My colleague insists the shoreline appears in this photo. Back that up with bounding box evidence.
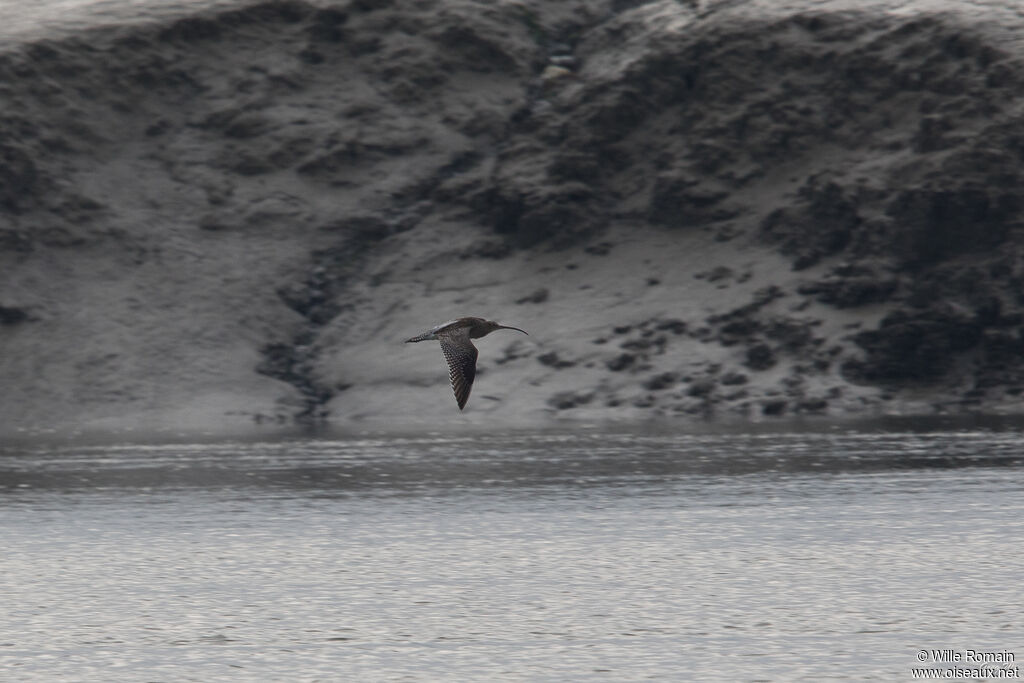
[6,409,1024,448]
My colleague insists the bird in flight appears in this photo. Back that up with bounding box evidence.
[405,317,529,410]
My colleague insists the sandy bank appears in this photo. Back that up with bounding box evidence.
[3,0,1024,436]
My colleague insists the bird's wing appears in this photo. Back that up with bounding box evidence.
[432,319,463,335]
[438,328,478,410]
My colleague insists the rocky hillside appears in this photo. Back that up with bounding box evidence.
[3,0,1024,435]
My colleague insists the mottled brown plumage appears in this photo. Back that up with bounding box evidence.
[405,317,529,410]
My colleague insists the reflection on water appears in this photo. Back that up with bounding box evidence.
[2,427,1023,681]
[4,426,1024,494]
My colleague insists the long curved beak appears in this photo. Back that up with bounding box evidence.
[499,325,529,335]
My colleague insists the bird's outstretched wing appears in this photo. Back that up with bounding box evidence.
[438,328,478,410]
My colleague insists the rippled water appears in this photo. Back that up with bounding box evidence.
[2,426,1024,681]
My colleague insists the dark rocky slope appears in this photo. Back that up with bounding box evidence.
[3,0,1024,434]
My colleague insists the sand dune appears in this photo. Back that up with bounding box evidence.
[3,0,1024,436]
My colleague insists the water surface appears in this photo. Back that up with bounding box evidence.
[2,427,1023,680]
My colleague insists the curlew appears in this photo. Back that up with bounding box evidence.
[405,317,529,410]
